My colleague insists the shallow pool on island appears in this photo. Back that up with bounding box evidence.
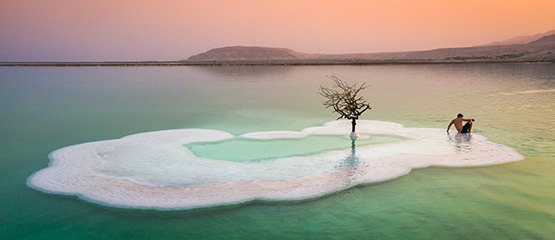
[186,135,403,162]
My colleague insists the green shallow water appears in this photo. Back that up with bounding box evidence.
[1,64,554,239]
[187,135,401,162]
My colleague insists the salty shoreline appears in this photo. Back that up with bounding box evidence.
[27,120,524,210]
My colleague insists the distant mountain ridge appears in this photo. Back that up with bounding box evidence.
[482,29,555,46]
[529,33,555,45]
[187,31,555,63]
[187,46,300,61]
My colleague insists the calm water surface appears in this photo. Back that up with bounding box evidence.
[1,64,554,239]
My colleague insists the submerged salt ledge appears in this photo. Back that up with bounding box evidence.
[27,120,524,210]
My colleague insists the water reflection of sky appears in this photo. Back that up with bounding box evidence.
[192,65,293,82]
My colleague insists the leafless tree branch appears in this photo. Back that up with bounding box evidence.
[318,73,371,120]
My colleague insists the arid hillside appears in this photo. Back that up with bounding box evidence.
[187,33,555,63]
[187,46,301,61]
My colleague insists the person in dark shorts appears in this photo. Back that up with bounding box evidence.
[461,122,472,133]
[447,113,475,133]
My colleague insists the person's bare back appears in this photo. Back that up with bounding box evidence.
[447,113,475,133]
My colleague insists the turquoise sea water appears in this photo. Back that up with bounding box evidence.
[187,135,402,162]
[1,64,554,239]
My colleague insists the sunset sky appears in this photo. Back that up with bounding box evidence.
[1,0,554,61]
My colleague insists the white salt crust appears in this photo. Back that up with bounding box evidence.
[27,120,524,210]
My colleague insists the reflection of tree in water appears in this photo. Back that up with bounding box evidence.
[448,133,473,153]
[336,142,362,168]
[333,141,364,186]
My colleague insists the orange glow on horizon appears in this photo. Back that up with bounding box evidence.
[1,0,554,61]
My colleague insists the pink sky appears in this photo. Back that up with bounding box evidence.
[1,0,554,61]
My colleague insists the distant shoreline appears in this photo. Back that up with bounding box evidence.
[4,32,552,67]
[1,59,553,67]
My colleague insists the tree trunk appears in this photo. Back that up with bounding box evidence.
[351,118,356,132]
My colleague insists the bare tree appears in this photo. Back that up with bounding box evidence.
[319,73,371,140]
